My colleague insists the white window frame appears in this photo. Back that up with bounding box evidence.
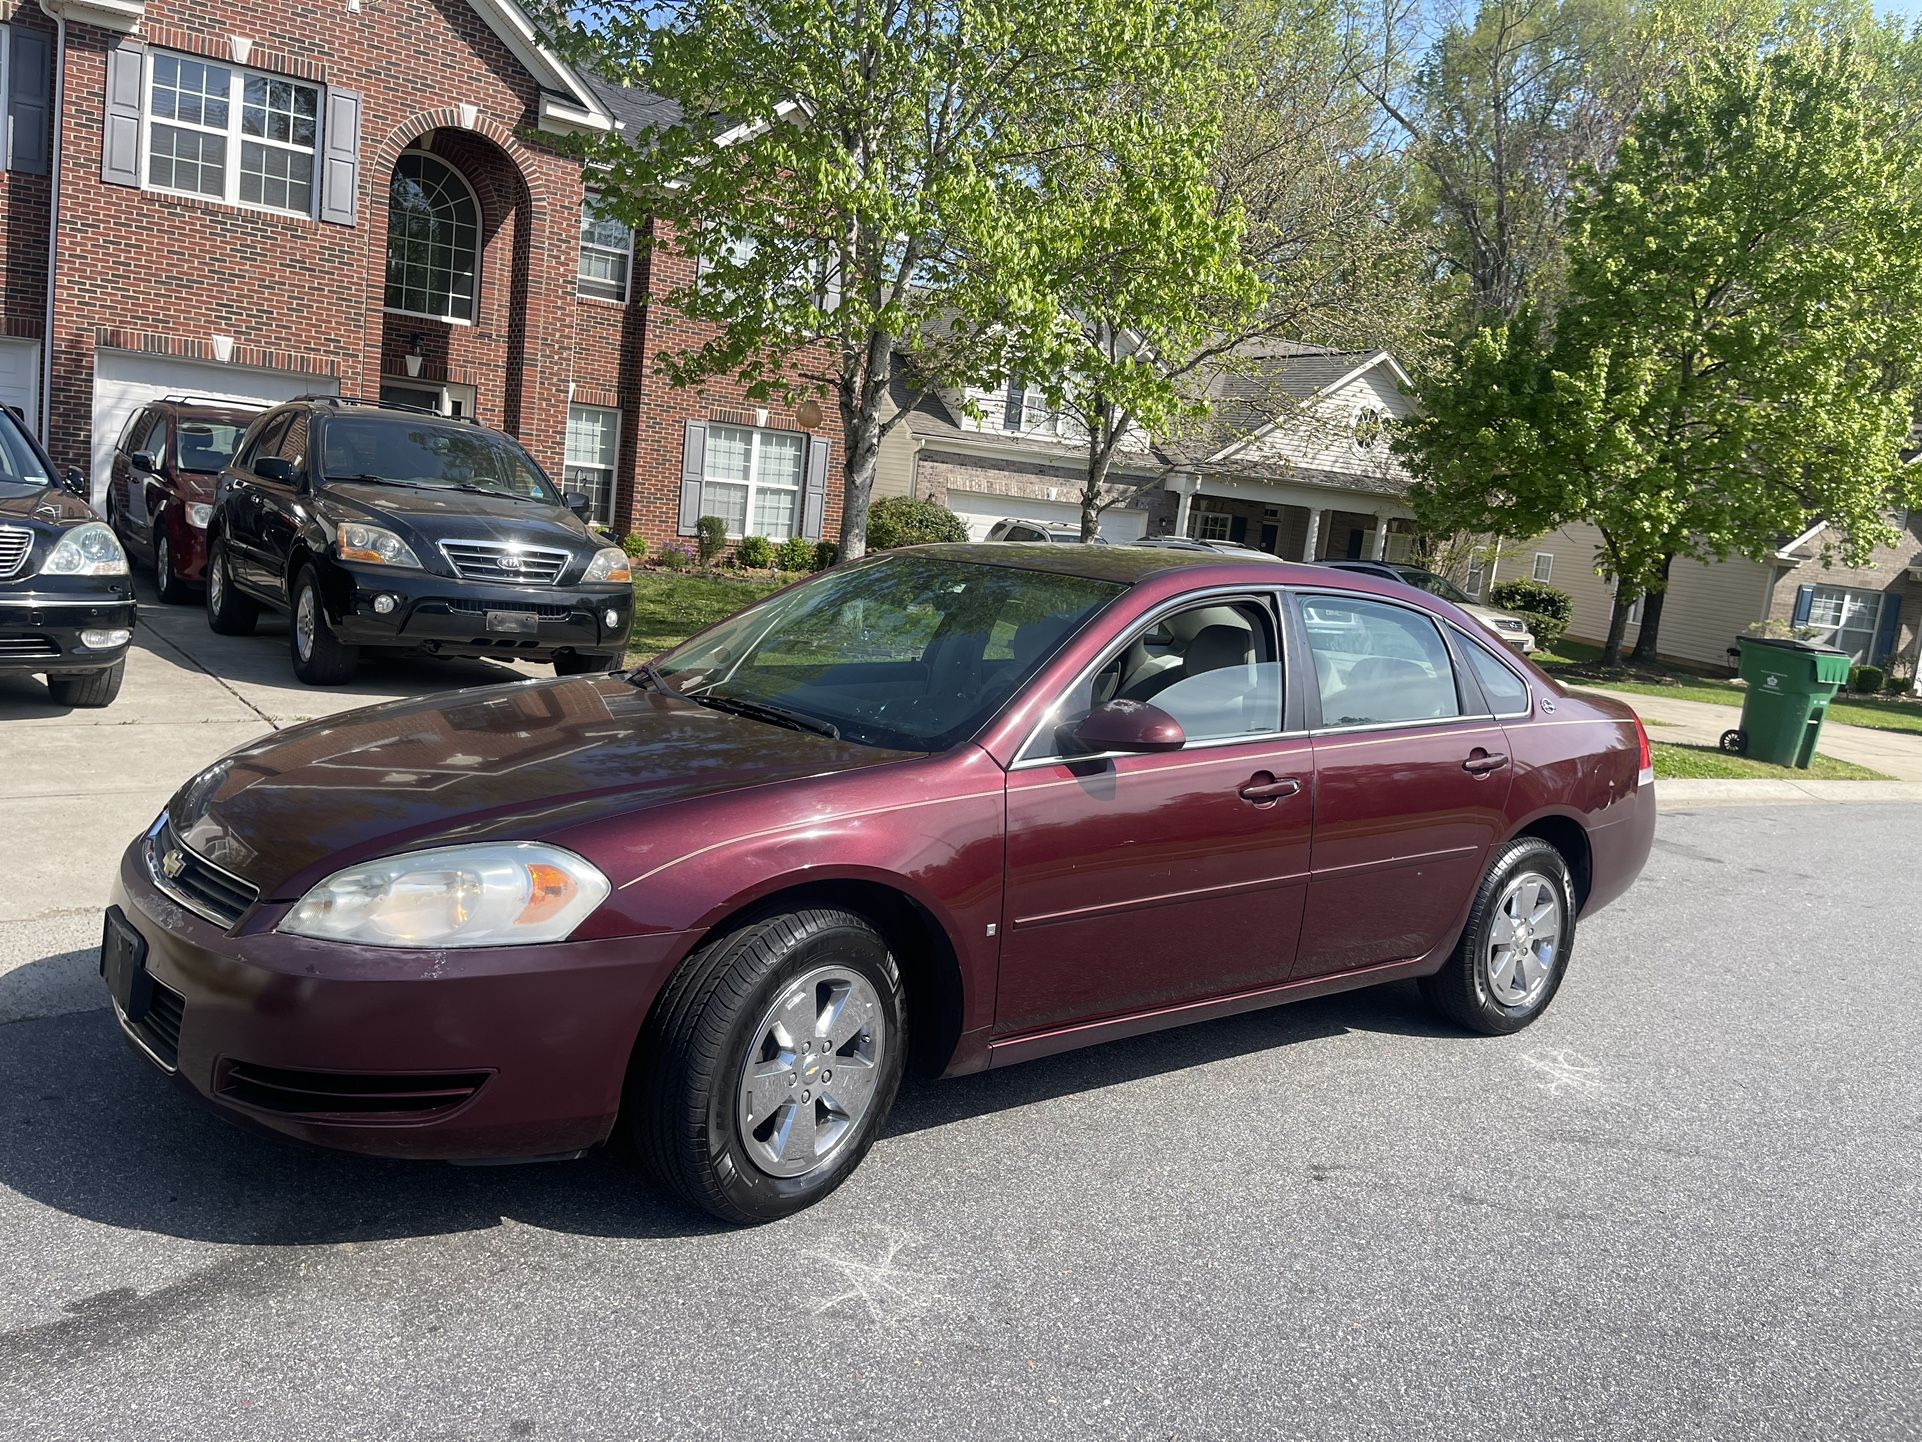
[383,152,481,325]
[577,191,633,303]
[1531,552,1554,583]
[378,379,476,419]
[704,423,805,540]
[1806,584,1885,662]
[140,50,322,219]
[0,31,12,161]
[1352,405,1385,452]
[1193,511,1231,542]
[1464,561,1485,599]
[564,403,621,528]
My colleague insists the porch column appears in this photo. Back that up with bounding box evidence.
[1300,507,1324,562]
[1173,488,1193,537]
[1370,515,1389,561]
[1168,471,1198,537]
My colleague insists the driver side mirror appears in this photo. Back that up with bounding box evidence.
[61,467,87,498]
[254,457,297,484]
[131,451,158,475]
[563,491,593,519]
[1062,699,1186,756]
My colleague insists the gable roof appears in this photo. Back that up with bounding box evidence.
[1176,348,1411,469]
[580,71,685,133]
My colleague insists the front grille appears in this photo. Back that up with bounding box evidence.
[149,819,260,929]
[439,597,574,620]
[0,527,31,580]
[129,978,185,1069]
[439,539,571,585]
[219,1061,491,1119]
[0,636,57,657]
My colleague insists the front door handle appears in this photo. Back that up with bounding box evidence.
[1462,750,1510,777]
[1238,772,1302,805]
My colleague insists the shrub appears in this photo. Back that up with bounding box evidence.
[620,532,648,561]
[1488,577,1573,626]
[656,541,696,570]
[812,540,839,571]
[776,536,815,572]
[866,495,967,550]
[1849,664,1885,694]
[736,534,775,569]
[695,515,728,565]
[1886,669,1913,697]
[1512,608,1567,651]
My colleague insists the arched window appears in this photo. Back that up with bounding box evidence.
[384,152,479,322]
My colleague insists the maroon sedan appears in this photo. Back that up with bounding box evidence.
[103,545,1654,1221]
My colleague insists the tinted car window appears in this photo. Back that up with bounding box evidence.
[132,411,167,460]
[1461,635,1531,716]
[0,406,52,488]
[240,414,291,469]
[1302,594,1461,727]
[318,418,560,503]
[175,421,247,474]
[655,554,1123,752]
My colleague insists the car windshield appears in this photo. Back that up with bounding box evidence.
[174,421,247,474]
[318,417,561,503]
[652,554,1125,751]
[1394,567,1472,605]
[0,406,53,495]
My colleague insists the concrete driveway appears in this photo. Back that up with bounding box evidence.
[0,576,541,1023]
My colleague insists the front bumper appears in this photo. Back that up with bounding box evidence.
[321,563,632,662]
[0,592,136,673]
[106,832,691,1161]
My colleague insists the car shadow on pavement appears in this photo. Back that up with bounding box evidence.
[0,971,1459,1248]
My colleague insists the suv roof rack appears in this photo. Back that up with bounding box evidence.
[157,394,265,409]
[287,394,482,423]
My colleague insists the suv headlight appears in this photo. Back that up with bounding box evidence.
[336,522,421,568]
[185,503,213,529]
[582,546,633,584]
[279,842,610,948]
[44,521,129,576]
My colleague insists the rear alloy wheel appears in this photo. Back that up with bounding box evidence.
[46,659,125,709]
[289,567,360,685]
[1420,837,1575,1035]
[153,522,189,605]
[205,543,258,635]
[631,909,906,1223]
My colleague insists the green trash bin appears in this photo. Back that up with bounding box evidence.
[1721,636,1852,768]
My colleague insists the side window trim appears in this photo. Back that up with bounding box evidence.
[1285,586,1495,735]
[1012,586,1295,767]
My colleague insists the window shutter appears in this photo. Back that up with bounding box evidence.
[319,89,361,226]
[1874,596,1902,666]
[101,41,146,188]
[7,28,53,175]
[1002,380,1023,432]
[678,421,707,535]
[800,434,830,540]
[1791,585,1814,627]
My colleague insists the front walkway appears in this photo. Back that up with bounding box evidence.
[1572,685,1922,782]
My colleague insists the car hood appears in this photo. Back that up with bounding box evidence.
[0,481,95,526]
[168,676,919,898]
[1464,602,1530,634]
[321,481,596,553]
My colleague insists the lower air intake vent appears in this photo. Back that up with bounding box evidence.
[129,979,185,1069]
[218,1062,491,1119]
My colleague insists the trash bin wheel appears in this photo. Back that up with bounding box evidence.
[1719,729,1747,755]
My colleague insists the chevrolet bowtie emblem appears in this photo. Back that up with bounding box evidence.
[161,848,186,880]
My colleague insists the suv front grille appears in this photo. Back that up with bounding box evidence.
[439,540,571,586]
[0,636,58,657]
[148,818,260,929]
[0,527,31,580]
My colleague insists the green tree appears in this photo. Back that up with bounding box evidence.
[558,0,1232,561]
[1401,42,1922,665]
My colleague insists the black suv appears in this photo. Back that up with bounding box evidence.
[204,398,634,685]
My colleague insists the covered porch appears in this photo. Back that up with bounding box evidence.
[1166,473,1415,563]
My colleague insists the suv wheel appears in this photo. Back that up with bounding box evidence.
[290,567,359,685]
[46,659,125,709]
[153,521,189,605]
[205,542,258,635]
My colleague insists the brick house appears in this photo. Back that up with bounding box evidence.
[1,0,838,551]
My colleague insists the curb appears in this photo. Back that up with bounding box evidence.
[1656,778,1922,809]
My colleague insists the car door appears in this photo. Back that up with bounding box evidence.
[222,412,289,592]
[996,592,1315,1037]
[115,409,164,550]
[1290,589,1514,980]
[132,411,174,550]
[250,411,313,601]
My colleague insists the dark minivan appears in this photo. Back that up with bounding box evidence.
[107,396,260,604]
[205,398,635,684]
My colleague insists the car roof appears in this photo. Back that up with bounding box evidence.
[904,541,1371,587]
[154,400,261,423]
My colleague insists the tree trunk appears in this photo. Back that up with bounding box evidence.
[1081,444,1118,543]
[1601,595,1635,667]
[834,332,896,562]
[1629,553,1674,664]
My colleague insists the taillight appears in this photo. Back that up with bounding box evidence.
[1633,713,1653,788]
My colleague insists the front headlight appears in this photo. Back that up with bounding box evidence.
[336,521,421,568]
[186,503,213,529]
[279,842,610,948]
[44,521,129,576]
[582,546,633,584]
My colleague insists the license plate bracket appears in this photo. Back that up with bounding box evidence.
[487,610,538,635]
[100,906,152,1023]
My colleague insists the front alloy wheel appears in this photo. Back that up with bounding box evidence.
[736,966,887,1178]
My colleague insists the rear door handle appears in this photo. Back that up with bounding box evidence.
[1238,773,1302,805]
[1462,751,1510,776]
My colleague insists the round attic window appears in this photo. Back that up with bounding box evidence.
[1353,407,1385,451]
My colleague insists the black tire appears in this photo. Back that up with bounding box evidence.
[1420,836,1576,1036]
[153,520,191,605]
[1719,729,1747,755]
[631,908,907,1224]
[47,659,125,709]
[205,541,258,635]
[289,566,359,685]
[553,651,618,676]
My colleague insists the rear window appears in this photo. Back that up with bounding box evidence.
[175,421,248,474]
[1301,594,1463,727]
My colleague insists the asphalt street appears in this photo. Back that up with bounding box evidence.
[0,800,1917,1441]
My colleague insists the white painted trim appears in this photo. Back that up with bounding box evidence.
[1199,349,1412,467]
[38,0,141,32]
[458,0,613,137]
[1776,519,1828,559]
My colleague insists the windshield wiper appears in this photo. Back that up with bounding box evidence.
[630,661,679,696]
[323,474,538,502]
[687,691,840,740]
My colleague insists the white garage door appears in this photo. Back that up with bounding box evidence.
[946,488,1149,543]
[0,340,39,434]
[91,351,338,506]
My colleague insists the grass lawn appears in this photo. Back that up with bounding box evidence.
[626,569,791,659]
[1649,741,1890,781]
